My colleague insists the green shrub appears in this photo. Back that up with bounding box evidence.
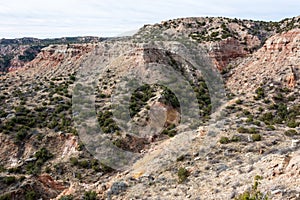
[7,167,21,174]
[219,136,230,144]
[83,191,97,200]
[59,195,73,200]
[0,165,5,173]
[226,105,235,110]
[99,93,106,98]
[25,163,38,174]
[284,129,298,137]
[176,155,185,162]
[287,95,296,101]
[161,125,178,137]
[259,112,274,124]
[3,176,16,184]
[287,120,299,128]
[231,135,241,142]
[45,166,51,173]
[91,159,100,172]
[237,127,248,133]
[25,190,36,200]
[266,125,275,130]
[0,194,11,200]
[129,84,155,118]
[25,148,53,174]
[263,99,270,104]
[235,175,268,200]
[79,160,89,169]
[273,93,284,101]
[219,135,241,144]
[0,110,7,118]
[253,121,261,126]
[177,167,189,183]
[243,110,251,116]
[254,87,265,100]
[167,129,177,137]
[246,116,254,123]
[16,129,27,141]
[100,163,114,173]
[70,157,78,166]
[76,142,84,151]
[69,75,76,81]
[35,148,53,162]
[249,127,258,134]
[160,87,180,109]
[252,134,261,142]
[98,111,120,134]
[210,31,219,38]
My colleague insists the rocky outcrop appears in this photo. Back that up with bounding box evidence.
[0,134,20,168]
[0,37,103,73]
[27,44,94,68]
[287,66,297,88]
[38,174,66,191]
[0,16,299,200]
[0,45,43,73]
[226,29,300,94]
[208,38,248,70]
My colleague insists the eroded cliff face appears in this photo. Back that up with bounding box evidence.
[207,38,249,70]
[0,17,299,200]
[204,21,264,70]
[24,44,95,77]
[226,29,300,94]
[0,45,43,73]
[0,37,102,74]
[136,16,284,71]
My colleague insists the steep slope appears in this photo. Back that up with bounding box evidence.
[112,30,300,200]
[0,37,102,73]
[0,16,299,199]
[0,44,43,73]
[226,28,300,94]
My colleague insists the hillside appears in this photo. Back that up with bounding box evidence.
[0,16,299,200]
[0,37,103,74]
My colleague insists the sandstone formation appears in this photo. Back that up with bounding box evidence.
[0,16,299,200]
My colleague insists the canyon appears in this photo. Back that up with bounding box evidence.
[0,16,299,199]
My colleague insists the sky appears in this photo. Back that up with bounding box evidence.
[0,0,299,39]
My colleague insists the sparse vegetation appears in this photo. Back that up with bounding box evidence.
[177,167,189,183]
[236,99,243,105]
[2,176,17,185]
[161,124,177,137]
[237,126,249,133]
[254,87,265,100]
[25,190,36,200]
[0,16,299,200]
[59,195,73,200]
[0,194,11,200]
[219,136,230,144]
[284,129,298,137]
[25,148,53,174]
[219,135,241,144]
[235,175,268,200]
[97,111,119,134]
[176,155,185,162]
[83,191,97,200]
[252,134,262,141]
[266,125,275,130]
[129,84,156,118]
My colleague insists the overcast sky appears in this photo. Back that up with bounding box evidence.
[0,0,299,39]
